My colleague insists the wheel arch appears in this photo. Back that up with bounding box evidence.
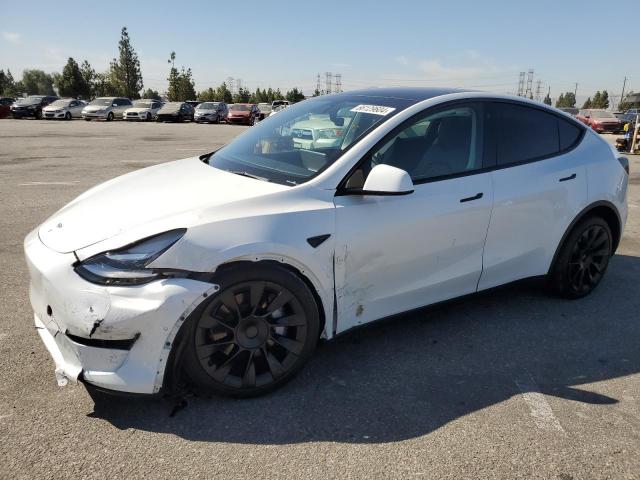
[548,200,622,274]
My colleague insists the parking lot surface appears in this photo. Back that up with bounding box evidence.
[1,120,639,479]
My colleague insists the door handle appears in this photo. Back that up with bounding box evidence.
[460,192,483,203]
[559,173,576,182]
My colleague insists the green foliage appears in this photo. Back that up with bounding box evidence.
[555,92,576,108]
[0,69,21,96]
[217,83,233,103]
[590,90,609,109]
[197,87,216,102]
[21,69,56,95]
[618,91,637,111]
[92,72,119,97]
[109,27,143,99]
[285,87,305,103]
[166,52,195,101]
[582,97,592,109]
[543,92,552,105]
[56,57,92,99]
[141,88,161,100]
[313,88,321,97]
[233,87,251,103]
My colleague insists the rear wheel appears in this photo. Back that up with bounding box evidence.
[35,109,42,119]
[550,216,612,298]
[182,264,320,397]
[145,112,151,121]
[106,112,114,122]
[65,112,72,120]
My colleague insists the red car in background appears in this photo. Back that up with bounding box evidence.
[227,103,260,125]
[576,109,624,134]
[0,97,14,118]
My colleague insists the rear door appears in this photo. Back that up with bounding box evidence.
[478,101,587,290]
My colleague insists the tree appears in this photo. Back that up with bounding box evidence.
[313,88,321,97]
[591,90,609,109]
[216,82,233,103]
[109,27,143,99]
[21,69,56,95]
[0,69,19,96]
[233,87,251,103]
[141,88,161,100]
[543,92,552,106]
[618,91,637,111]
[555,91,576,108]
[56,57,91,99]
[92,72,118,97]
[197,88,216,102]
[285,87,305,103]
[582,97,592,109]
[177,68,196,100]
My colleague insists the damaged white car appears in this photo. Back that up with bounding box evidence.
[25,88,628,397]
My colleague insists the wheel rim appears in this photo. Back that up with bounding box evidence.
[195,281,308,389]
[567,225,610,294]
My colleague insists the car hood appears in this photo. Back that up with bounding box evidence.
[38,157,287,253]
[593,118,620,123]
[43,105,66,111]
[196,108,216,113]
[229,110,250,116]
[84,105,111,112]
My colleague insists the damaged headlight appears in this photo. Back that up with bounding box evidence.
[74,229,186,286]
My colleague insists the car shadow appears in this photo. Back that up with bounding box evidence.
[87,254,640,444]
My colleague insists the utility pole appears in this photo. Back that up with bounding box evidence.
[574,82,578,99]
[325,72,332,95]
[517,72,525,97]
[334,73,342,93]
[525,69,534,99]
[620,76,627,109]
[535,80,542,101]
[316,73,321,95]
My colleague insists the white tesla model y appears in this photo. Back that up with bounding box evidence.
[25,88,628,397]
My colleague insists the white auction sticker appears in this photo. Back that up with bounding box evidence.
[350,104,396,116]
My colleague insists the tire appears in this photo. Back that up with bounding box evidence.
[549,216,612,299]
[35,109,42,120]
[145,112,151,122]
[181,263,321,397]
[177,114,183,123]
[106,112,114,122]
[65,112,72,120]
[85,118,91,121]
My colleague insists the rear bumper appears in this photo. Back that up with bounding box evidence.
[24,229,217,394]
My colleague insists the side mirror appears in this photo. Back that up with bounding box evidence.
[346,164,414,196]
[112,103,118,107]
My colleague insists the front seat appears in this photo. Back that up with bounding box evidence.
[413,116,472,179]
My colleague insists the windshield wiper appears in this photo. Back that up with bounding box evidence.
[227,170,270,182]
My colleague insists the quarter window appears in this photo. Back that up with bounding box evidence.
[493,103,559,165]
[558,118,582,150]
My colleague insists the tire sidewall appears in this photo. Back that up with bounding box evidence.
[181,263,321,397]
[551,216,612,298]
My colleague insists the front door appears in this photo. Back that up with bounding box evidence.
[333,102,493,332]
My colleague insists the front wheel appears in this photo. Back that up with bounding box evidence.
[145,112,151,122]
[65,112,72,120]
[182,263,320,397]
[549,216,612,298]
[106,112,114,122]
[35,109,42,120]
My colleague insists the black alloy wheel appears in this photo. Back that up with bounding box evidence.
[65,112,72,120]
[551,216,612,298]
[35,109,42,119]
[107,112,114,121]
[182,264,320,397]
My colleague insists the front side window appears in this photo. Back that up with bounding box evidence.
[207,94,413,185]
[345,103,484,187]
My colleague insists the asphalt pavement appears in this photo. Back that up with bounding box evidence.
[1,119,639,479]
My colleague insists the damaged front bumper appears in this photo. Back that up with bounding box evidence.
[25,229,217,394]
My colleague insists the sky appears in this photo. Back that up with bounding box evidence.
[0,0,637,107]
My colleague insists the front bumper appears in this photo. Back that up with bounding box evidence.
[82,111,109,119]
[195,113,216,122]
[43,111,67,119]
[24,229,217,394]
[227,116,250,124]
[124,112,150,120]
[11,109,35,118]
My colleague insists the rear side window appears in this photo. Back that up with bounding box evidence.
[558,118,582,150]
[493,103,559,165]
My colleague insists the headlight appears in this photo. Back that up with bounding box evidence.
[74,229,186,286]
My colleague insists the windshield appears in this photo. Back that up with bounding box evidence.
[16,96,44,105]
[198,102,218,109]
[591,110,615,119]
[159,102,182,112]
[230,104,250,111]
[49,99,71,107]
[207,94,412,186]
[89,98,114,106]
[133,100,153,108]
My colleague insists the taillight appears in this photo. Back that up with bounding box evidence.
[617,156,629,175]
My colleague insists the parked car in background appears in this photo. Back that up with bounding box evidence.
[576,109,624,133]
[272,99,290,109]
[194,102,228,124]
[558,107,578,116]
[0,97,14,118]
[257,102,272,120]
[24,88,628,397]
[290,117,347,150]
[42,98,86,120]
[10,95,58,119]
[124,99,163,121]
[185,100,200,109]
[227,103,259,125]
[82,97,133,121]
[156,102,195,122]
[269,104,289,117]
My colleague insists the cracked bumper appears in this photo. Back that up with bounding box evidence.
[24,229,216,394]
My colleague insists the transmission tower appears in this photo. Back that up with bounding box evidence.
[316,73,321,94]
[535,80,542,101]
[325,72,332,94]
[334,73,342,93]
[524,69,534,99]
[517,72,526,97]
